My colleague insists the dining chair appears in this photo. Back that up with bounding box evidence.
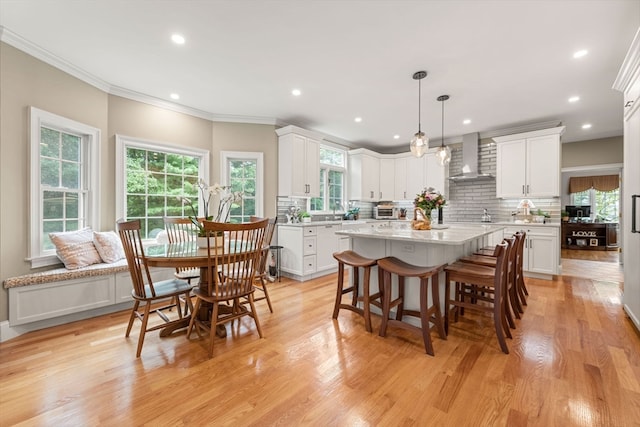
[444,240,511,354]
[117,220,194,357]
[250,216,278,312]
[187,218,268,357]
[163,217,201,314]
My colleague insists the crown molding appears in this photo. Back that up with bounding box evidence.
[613,26,640,93]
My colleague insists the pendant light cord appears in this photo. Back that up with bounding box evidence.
[418,78,422,133]
[441,97,444,148]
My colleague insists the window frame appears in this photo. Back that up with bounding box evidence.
[115,135,210,239]
[29,107,101,268]
[572,188,620,222]
[220,151,264,219]
[309,145,347,214]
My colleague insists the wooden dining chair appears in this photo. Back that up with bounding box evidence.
[163,216,201,284]
[117,220,194,357]
[250,216,278,312]
[187,218,268,357]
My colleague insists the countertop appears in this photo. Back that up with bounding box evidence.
[335,222,504,246]
[279,219,560,228]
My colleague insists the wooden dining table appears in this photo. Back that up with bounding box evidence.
[144,241,228,337]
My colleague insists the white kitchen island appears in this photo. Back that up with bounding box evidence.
[335,222,504,327]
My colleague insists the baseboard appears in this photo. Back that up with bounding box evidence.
[624,304,640,333]
[0,301,133,343]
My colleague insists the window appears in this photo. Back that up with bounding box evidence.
[572,188,620,222]
[220,152,263,222]
[116,135,209,239]
[310,146,346,213]
[29,107,101,267]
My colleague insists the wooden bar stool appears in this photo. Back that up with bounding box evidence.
[332,250,380,332]
[444,241,511,354]
[377,257,446,356]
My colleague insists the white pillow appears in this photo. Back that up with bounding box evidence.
[49,227,102,270]
[93,231,126,263]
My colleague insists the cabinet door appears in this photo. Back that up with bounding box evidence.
[526,134,559,197]
[379,158,395,200]
[425,152,446,195]
[316,225,339,271]
[406,156,426,199]
[305,138,320,197]
[394,157,409,199]
[363,155,380,201]
[289,134,309,197]
[496,139,526,198]
[527,234,557,274]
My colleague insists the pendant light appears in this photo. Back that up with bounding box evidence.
[435,94,452,166]
[409,71,428,158]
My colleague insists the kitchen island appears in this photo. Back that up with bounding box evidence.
[335,222,504,327]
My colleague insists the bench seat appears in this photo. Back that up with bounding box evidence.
[3,260,129,289]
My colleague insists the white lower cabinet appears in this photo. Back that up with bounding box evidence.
[279,224,342,281]
[503,225,559,277]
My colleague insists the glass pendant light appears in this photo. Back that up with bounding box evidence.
[409,71,428,158]
[435,94,451,166]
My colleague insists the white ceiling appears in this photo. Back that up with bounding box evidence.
[1,0,638,151]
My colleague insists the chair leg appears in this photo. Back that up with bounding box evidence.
[396,276,405,321]
[332,263,345,319]
[136,302,151,358]
[419,278,435,356]
[351,267,360,307]
[187,298,202,339]
[430,273,446,340]
[248,293,263,338]
[378,269,392,337]
[444,274,451,335]
[260,277,274,313]
[208,302,220,358]
[494,303,510,354]
[362,266,373,333]
[126,300,139,337]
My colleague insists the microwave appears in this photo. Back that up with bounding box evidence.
[375,205,398,220]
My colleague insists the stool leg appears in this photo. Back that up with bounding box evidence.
[444,273,451,335]
[430,272,446,340]
[419,278,435,356]
[351,266,360,308]
[378,269,391,337]
[362,266,373,333]
[332,262,345,319]
[396,276,405,321]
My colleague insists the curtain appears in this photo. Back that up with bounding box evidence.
[569,175,619,193]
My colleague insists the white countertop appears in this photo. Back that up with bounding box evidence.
[335,222,504,246]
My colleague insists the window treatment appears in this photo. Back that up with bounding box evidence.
[569,175,619,193]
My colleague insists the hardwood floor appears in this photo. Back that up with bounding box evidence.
[1,269,639,426]
[561,249,624,284]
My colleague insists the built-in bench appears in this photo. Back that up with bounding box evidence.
[3,260,173,330]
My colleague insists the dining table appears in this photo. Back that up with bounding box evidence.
[144,241,229,337]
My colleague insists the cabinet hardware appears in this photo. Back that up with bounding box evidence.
[633,195,639,233]
[522,185,525,195]
[625,100,634,107]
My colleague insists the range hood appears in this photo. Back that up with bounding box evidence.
[448,132,495,181]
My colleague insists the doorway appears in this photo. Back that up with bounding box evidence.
[561,249,623,283]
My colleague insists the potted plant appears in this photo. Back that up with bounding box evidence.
[561,210,569,222]
[300,211,311,223]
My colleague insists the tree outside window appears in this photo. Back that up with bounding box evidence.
[310,147,346,212]
[572,188,619,222]
[228,159,257,223]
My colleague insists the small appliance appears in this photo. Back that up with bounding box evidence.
[375,204,398,220]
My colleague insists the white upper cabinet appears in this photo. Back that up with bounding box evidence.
[379,157,395,200]
[277,126,320,197]
[424,151,446,195]
[394,151,446,201]
[493,126,565,198]
[349,149,380,201]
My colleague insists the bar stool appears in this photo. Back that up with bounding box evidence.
[377,257,446,356]
[332,250,380,332]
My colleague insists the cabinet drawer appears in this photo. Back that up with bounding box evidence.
[303,255,316,274]
[504,226,558,237]
[304,226,317,236]
[303,236,316,255]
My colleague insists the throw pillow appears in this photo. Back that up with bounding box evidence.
[49,227,102,270]
[93,230,126,263]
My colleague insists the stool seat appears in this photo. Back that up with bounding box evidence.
[458,254,497,268]
[377,257,446,356]
[332,250,380,332]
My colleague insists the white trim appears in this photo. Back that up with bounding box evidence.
[613,27,640,93]
[562,163,623,173]
[28,107,101,268]
[492,126,566,143]
[220,151,264,218]
[115,134,210,222]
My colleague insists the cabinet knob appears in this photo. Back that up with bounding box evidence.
[625,100,634,108]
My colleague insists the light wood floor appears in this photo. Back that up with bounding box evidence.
[1,269,639,426]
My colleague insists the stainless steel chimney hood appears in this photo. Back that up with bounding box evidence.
[448,132,495,181]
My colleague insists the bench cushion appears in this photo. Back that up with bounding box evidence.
[3,259,129,289]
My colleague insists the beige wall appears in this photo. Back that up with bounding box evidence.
[0,43,278,323]
[562,136,623,168]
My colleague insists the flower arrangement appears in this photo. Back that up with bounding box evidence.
[414,187,446,217]
[177,178,243,236]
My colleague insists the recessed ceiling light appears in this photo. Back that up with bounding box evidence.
[354,117,362,123]
[291,89,301,96]
[582,123,592,129]
[393,135,400,140]
[171,34,185,45]
[463,119,471,125]
[568,96,580,103]
[170,93,180,100]
[573,49,588,59]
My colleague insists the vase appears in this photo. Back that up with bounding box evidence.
[196,235,223,249]
[411,207,432,230]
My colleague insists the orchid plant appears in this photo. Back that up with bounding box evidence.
[177,178,244,236]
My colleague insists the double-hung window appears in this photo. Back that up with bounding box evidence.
[220,151,263,222]
[116,135,209,239]
[572,188,620,222]
[310,146,346,213]
[29,107,101,268]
